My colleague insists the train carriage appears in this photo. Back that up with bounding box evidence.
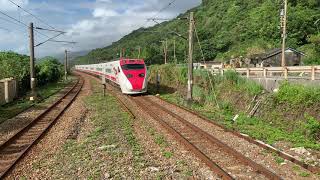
[75,58,147,94]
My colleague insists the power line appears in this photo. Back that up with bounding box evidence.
[8,0,56,30]
[0,26,10,32]
[0,9,28,27]
[0,9,50,39]
[0,15,23,27]
[143,0,177,27]
[193,19,220,108]
[151,0,177,20]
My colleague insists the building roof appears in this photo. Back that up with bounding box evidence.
[264,47,305,60]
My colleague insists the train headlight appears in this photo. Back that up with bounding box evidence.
[126,74,133,78]
[139,73,145,77]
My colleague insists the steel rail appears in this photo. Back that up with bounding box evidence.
[133,97,234,179]
[82,71,232,179]
[0,77,84,178]
[155,96,320,174]
[81,71,281,179]
[141,96,281,179]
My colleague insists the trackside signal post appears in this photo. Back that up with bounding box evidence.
[65,50,68,81]
[29,22,36,101]
[187,12,194,101]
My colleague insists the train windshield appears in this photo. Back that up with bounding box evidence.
[121,64,145,70]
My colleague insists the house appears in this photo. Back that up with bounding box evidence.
[249,48,305,67]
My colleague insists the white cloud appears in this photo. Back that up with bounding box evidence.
[93,8,118,18]
[0,0,201,57]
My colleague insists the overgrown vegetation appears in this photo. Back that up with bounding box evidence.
[274,82,320,106]
[149,64,320,150]
[74,0,320,65]
[0,78,74,124]
[0,51,64,96]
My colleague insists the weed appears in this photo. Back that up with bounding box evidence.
[292,165,300,171]
[299,172,310,177]
[275,82,320,106]
[184,170,193,176]
[273,155,284,164]
[155,135,168,147]
[304,114,320,140]
[162,151,173,158]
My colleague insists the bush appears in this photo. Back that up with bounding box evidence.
[36,57,64,86]
[223,70,263,96]
[275,82,320,106]
[0,51,30,95]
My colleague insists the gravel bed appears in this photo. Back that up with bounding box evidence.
[117,93,221,179]
[139,97,267,179]
[5,74,91,179]
[147,95,319,179]
[0,85,72,145]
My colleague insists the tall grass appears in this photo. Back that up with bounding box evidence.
[274,82,320,106]
[219,70,263,96]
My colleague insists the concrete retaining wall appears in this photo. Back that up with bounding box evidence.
[249,77,320,92]
[0,78,17,105]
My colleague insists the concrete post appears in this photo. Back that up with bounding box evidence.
[263,68,267,78]
[4,80,9,103]
[284,67,288,79]
[246,68,250,78]
[311,66,315,81]
[101,70,106,97]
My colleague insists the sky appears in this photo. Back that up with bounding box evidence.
[0,0,201,57]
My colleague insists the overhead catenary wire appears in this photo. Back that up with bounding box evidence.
[143,0,177,27]
[8,0,56,30]
[193,20,220,109]
[0,9,50,39]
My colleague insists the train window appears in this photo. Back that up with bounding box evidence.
[121,64,145,70]
[96,68,103,71]
[105,69,111,73]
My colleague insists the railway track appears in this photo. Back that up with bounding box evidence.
[87,73,281,179]
[131,96,281,179]
[0,77,84,178]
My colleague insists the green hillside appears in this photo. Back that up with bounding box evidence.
[74,0,320,65]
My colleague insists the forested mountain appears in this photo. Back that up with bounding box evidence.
[74,0,320,65]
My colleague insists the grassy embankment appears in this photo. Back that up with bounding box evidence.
[0,77,75,124]
[148,64,320,150]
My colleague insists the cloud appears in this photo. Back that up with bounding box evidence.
[93,8,118,18]
[62,0,201,55]
[0,0,201,57]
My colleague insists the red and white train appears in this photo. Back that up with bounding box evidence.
[75,59,147,94]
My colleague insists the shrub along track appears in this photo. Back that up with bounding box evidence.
[0,76,83,178]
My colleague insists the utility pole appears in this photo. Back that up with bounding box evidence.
[173,38,177,64]
[29,22,36,101]
[64,50,68,81]
[138,47,141,59]
[187,12,194,101]
[161,39,168,64]
[281,0,287,67]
